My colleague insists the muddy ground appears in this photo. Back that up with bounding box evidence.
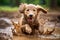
[0,9,60,40]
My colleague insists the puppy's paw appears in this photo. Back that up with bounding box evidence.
[21,24,32,35]
[43,28,55,35]
[43,22,55,35]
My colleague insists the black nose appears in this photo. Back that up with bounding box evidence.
[29,15,33,17]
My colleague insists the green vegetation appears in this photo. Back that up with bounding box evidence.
[0,0,60,11]
[0,0,49,6]
[57,0,60,6]
[0,5,47,12]
[0,6,18,12]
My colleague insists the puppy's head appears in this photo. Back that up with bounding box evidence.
[19,3,47,22]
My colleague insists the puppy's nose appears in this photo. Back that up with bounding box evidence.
[29,15,33,17]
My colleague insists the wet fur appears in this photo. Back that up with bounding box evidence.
[12,3,55,35]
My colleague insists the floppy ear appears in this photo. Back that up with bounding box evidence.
[19,3,27,13]
[36,5,47,14]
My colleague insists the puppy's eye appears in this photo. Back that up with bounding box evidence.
[33,9,35,11]
[27,9,29,11]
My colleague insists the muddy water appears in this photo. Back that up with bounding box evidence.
[13,27,60,40]
[12,27,60,40]
[13,36,39,40]
[13,34,60,40]
[0,10,60,40]
[12,20,60,40]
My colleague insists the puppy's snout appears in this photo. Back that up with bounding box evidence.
[29,15,33,17]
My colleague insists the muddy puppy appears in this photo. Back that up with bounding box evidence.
[18,3,47,35]
[0,18,14,40]
[12,3,54,35]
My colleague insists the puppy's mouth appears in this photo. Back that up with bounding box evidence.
[27,17,34,22]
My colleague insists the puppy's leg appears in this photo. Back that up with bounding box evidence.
[38,26,44,35]
[43,27,55,35]
[43,22,55,35]
[21,24,32,35]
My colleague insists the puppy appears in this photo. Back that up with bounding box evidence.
[12,3,54,35]
[0,18,14,40]
[18,3,47,35]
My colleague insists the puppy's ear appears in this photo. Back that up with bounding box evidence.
[19,3,27,13]
[36,5,47,14]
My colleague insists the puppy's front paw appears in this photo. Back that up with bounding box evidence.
[21,24,32,35]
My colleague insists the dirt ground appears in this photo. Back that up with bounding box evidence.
[0,9,60,40]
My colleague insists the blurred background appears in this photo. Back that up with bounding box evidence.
[0,0,60,18]
[0,0,60,10]
[0,0,60,7]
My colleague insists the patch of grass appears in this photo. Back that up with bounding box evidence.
[0,6,18,12]
[0,5,48,12]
